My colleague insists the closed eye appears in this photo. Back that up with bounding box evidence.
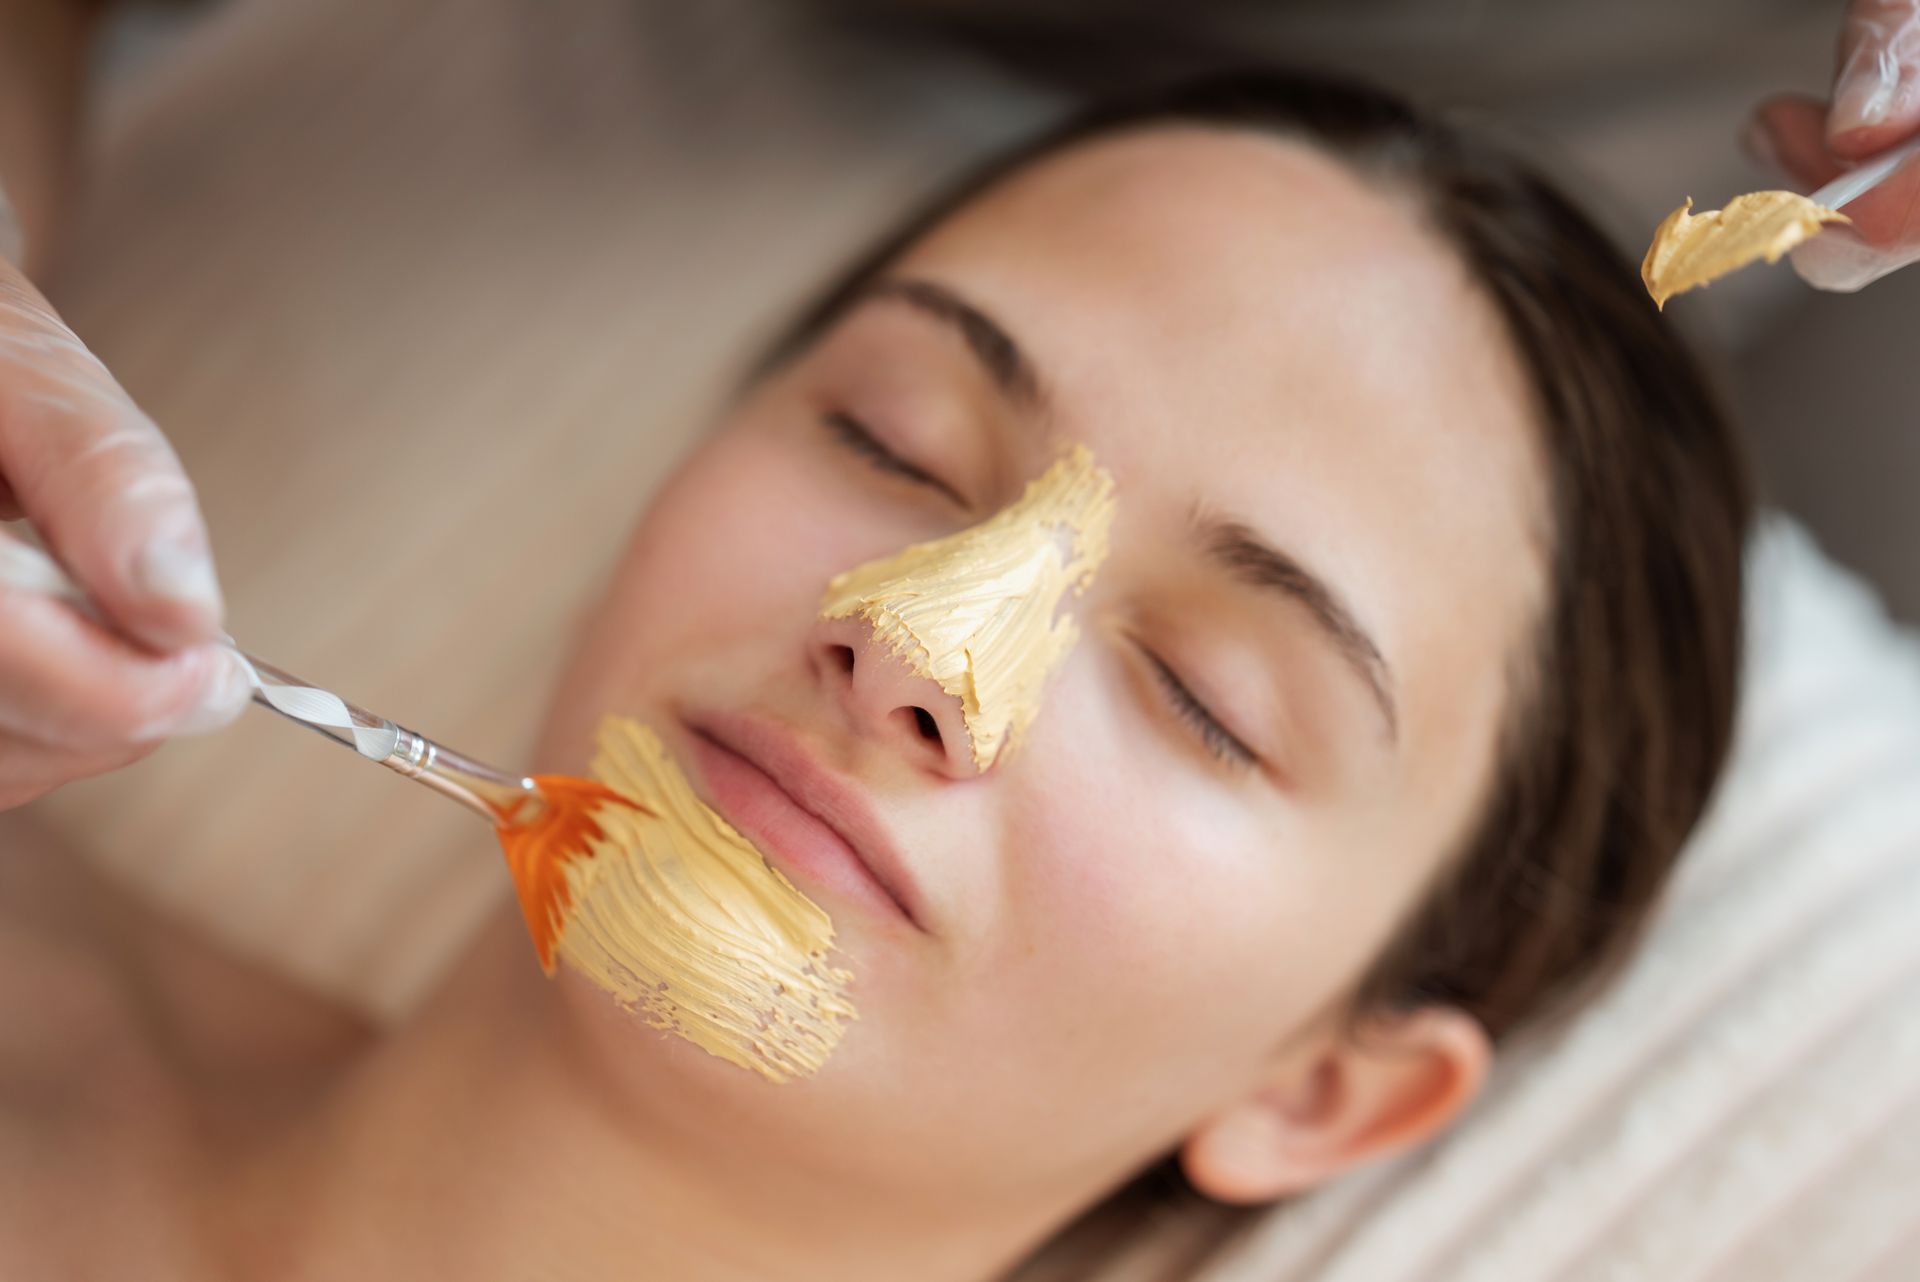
[822,411,967,508]
[1144,649,1259,769]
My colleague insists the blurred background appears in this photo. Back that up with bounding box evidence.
[18,0,1917,1016]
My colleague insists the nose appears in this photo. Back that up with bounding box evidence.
[808,613,977,778]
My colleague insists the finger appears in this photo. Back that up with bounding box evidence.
[1830,0,1920,154]
[1791,221,1920,290]
[0,567,253,752]
[0,262,225,652]
[1747,94,1849,190]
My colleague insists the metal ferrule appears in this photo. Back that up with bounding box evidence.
[382,729,546,824]
[236,650,545,826]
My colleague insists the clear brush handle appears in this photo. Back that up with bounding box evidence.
[1810,134,1920,210]
[0,531,543,825]
[234,650,544,824]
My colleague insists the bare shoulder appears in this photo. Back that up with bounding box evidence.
[0,812,197,1273]
[0,809,378,1275]
[0,808,376,1099]
[0,812,155,1085]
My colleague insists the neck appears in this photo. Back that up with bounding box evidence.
[206,913,1061,1282]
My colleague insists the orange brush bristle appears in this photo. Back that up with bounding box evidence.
[494,775,645,973]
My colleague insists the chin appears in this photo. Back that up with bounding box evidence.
[551,963,880,1117]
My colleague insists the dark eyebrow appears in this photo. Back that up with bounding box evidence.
[844,278,1396,740]
[859,277,1045,410]
[1195,513,1399,744]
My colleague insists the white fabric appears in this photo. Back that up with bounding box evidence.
[1193,515,1920,1282]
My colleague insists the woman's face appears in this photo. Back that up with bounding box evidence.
[533,127,1547,1220]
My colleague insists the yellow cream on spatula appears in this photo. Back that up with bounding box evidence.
[1642,190,1850,309]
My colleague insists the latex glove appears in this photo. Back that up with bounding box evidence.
[1747,0,1920,291]
[0,256,251,811]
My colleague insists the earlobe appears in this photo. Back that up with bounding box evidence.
[1177,1005,1493,1205]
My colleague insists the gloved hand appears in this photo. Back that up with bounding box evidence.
[1747,0,1920,291]
[0,255,251,811]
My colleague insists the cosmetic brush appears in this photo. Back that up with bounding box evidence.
[0,533,639,972]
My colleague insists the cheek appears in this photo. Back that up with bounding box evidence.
[976,657,1389,1084]
[980,670,1285,1048]
[628,429,833,629]
[608,403,953,642]
[537,421,840,766]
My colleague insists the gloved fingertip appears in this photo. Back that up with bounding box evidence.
[133,534,226,635]
[162,649,254,738]
[1789,230,1890,292]
[1829,47,1902,142]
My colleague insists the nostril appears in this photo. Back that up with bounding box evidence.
[829,645,856,675]
[911,707,940,743]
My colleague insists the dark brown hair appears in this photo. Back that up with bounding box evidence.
[759,65,1752,1271]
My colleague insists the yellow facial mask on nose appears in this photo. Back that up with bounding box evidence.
[818,443,1116,770]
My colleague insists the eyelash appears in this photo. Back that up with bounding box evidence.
[822,410,960,500]
[1145,650,1259,769]
[825,410,1253,770]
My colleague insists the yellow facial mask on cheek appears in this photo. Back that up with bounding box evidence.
[818,443,1117,770]
[552,716,856,1084]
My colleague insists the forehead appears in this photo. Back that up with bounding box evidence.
[899,125,1498,387]
[883,125,1550,812]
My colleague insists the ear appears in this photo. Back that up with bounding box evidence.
[1177,1005,1492,1205]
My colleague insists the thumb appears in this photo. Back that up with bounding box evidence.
[1830,0,1920,154]
[1791,222,1920,291]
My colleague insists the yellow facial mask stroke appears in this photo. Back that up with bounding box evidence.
[819,443,1117,771]
[555,716,856,1083]
[1641,190,1848,309]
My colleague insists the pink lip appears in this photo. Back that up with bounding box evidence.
[679,709,928,934]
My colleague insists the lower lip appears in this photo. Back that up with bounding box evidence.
[682,727,912,928]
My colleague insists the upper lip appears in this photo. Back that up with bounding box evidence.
[685,708,928,933]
